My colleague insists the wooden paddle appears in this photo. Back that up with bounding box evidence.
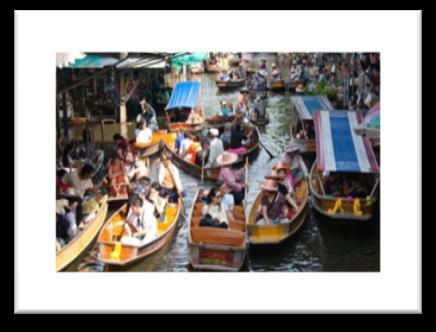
[368,177,380,200]
[201,149,206,183]
[316,173,326,196]
[254,125,275,159]
[164,161,186,213]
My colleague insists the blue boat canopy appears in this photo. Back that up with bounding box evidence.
[165,81,201,110]
[291,95,334,121]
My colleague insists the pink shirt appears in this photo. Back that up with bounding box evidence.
[219,167,245,192]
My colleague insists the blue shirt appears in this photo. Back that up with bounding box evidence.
[175,134,184,149]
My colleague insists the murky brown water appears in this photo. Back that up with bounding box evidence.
[66,53,379,272]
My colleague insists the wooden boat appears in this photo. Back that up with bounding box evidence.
[309,161,378,221]
[133,130,176,158]
[268,79,286,91]
[165,81,205,133]
[247,177,309,245]
[309,110,380,221]
[288,79,306,91]
[205,114,236,129]
[97,199,182,267]
[215,78,246,90]
[188,189,247,271]
[56,195,108,271]
[69,116,88,126]
[163,126,260,182]
[290,95,334,154]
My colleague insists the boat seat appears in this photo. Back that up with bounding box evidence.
[232,208,245,220]
[229,219,246,232]
[190,227,245,247]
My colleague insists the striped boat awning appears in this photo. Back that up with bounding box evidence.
[165,81,201,110]
[314,110,380,173]
[291,95,334,121]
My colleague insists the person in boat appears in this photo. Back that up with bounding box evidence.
[265,169,299,217]
[284,144,309,186]
[174,128,185,154]
[112,133,131,156]
[234,88,250,116]
[220,69,230,81]
[181,134,202,164]
[220,123,232,150]
[205,128,224,169]
[216,180,235,221]
[323,172,343,197]
[217,151,246,206]
[61,142,75,168]
[125,151,150,184]
[217,100,233,117]
[342,174,368,198]
[229,123,247,156]
[135,120,153,145]
[256,179,289,225]
[107,154,129,197]
[56,198,78,248]
[195,138,210,167]
[137,97,158,131]
[250,96,266,122]
[64,163,100,199]
[229,70,240,80]
[296,121,315,140]
[271,63,282,82]
[199,187,229,229]
[56,169,70,194]
[259,58,267,70]
[121,195,158,246]
[295,83,305,95]
[178,132,193,157]
[158,153,184,203]
[146,182,167,220]
[186,107,204,125]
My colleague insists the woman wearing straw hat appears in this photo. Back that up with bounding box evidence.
[256,179,289,225]
[217,151,246,206]
[266,168,299,216]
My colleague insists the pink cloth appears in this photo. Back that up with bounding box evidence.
[219,167,245,192]
[228,147,247,155]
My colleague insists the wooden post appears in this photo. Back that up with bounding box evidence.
[62,92,69,140]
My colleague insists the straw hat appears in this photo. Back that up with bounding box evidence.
[286,143,300,154]
[216,151,238,166]
[260,179,279,192]
[82,199,99,215]
[274,161,290,172]
[296,84,305,93]
[265,170,283,181]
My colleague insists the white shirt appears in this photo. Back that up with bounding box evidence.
[64,171,93,198]
[206,137,224,168]
[136,128,152,144]
[221,193,234,213]
[125,200,158,243]
[178,138,192,156]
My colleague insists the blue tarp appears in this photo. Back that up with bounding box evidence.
[165,81,201,110]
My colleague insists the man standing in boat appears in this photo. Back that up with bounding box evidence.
[205,128,224,169]
[158,153,184,203]
[137,97,158,131]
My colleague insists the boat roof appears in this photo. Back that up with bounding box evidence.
[291,95,334,121]
[165,81,201,110]
[314,110,379,174]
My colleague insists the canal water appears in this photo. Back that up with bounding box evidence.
[67,53,380,272]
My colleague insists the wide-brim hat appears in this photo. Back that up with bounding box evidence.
[216,151,238,166]
[82,199,99,215]
[286,143,300,154]
[56,199,69,215]
[260,179,279,192]
[240,87,249,94]
[265,170,283,181]
[274,161,291,172]
[296,84,305,93]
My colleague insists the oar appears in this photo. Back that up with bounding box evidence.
[164,162,186,213]
[368,177,380,200]
[254,125,275,159]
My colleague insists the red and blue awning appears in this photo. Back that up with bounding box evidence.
[165,81,201,110]
[314,110,379,173]
[291,95,334,121]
